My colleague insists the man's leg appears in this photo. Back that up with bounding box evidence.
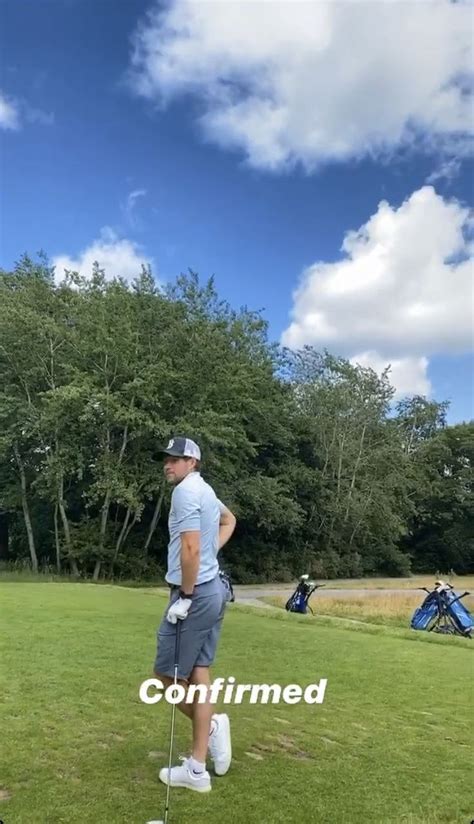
[154,666,222,764]
[190,581,231,776]
[155,576,229,790]
[154,667,212,793]
[153,671,194,720]
[189,662,231,778]
[188,665,213,763]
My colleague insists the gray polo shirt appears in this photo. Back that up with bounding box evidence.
[165,471,225,586]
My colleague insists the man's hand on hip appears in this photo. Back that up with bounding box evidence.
[167,597,192,624]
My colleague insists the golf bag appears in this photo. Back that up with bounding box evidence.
[410,580,473,638]
[219,569,235,603]
[285,575,323,615]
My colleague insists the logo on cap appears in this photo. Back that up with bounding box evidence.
[167,439,174,449]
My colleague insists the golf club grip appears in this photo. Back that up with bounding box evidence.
[176,618,182,662]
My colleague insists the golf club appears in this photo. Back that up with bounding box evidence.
[147,619,182,824]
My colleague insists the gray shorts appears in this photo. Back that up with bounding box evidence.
[154,574,227,681]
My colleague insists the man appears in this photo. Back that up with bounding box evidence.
[154,435,236,794]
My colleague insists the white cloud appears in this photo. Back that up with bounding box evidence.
[426,157,462,186]
[0,89,54,131]
[128,0,473,171]
[0,90,20,130]
[350,352,431,399]
[122,188,147,228]
[281,186,473,397]
[52,227,155,284]
[127,188,146,210]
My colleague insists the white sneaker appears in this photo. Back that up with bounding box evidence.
[208,713,232,775]
[159,756,211,793]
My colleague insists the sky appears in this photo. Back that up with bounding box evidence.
[0,0,473,423]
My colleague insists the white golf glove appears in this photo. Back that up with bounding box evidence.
[167,596,192,624]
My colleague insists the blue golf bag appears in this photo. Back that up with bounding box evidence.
[411,581,472,638]
[444,587,473,636]
[410,589,440,631]
[285,575,323,615]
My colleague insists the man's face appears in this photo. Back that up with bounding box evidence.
[163,455,195,484]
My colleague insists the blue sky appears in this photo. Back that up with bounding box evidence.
[1,0,473,422]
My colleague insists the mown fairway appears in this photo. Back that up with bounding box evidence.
[1,582,473,824]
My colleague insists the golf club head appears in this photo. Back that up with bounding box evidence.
[146,820,165,823]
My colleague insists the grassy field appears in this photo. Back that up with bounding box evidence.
[264,590,474,629]
[316,575,474,591]
[2,567,473,592]
[242,575,474,592]
[0,582,473,824]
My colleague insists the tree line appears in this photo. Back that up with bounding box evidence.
[0,253,472,582]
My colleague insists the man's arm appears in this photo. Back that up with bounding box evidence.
[180,531,200,596]
[172,484,202,597]
[218,503,236,550]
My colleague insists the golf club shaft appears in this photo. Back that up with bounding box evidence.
[163,620,181,823]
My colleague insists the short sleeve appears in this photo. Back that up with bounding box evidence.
[217,498,227,515]
[172,485,201,532]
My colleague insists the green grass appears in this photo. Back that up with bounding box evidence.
[0,583,473,824]
[0,565,167,588]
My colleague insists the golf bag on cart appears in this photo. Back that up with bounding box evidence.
[285,574,324,615]
[410,580,473,638]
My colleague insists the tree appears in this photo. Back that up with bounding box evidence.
[280,348,413,576]
[0,254,469,582]
[402,421,474,573]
